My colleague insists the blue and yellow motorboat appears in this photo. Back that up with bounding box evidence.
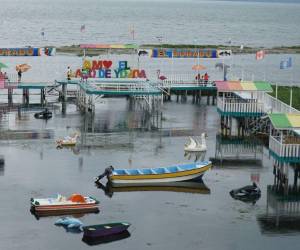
[95,161,211,184]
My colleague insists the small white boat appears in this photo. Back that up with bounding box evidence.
[184,133,207,152]
[30,193,99,217]
[56,133,79,147]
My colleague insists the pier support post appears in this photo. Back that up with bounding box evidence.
[40,88,46,106]
[199,90,202,104]
[26,89,29,105]
[8,88,13,106]
[62,83,67,102]
[23,89,29,105]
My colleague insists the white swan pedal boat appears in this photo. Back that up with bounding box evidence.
[184,133,207,152]
[56,133,79,147]
[108,161,212,184]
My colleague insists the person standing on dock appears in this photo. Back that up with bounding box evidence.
[204,72,209,84]
[18,69,22,83]
[67,66,72,81]
[195,73,201,83]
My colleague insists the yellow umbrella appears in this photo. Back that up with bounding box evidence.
[192,64,206,71]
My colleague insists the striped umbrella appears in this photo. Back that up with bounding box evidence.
[192,64,206,71]
[0,62,8,69]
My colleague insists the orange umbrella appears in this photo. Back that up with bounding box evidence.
[16,64,31,73]
[68,193,86,203]
[192,64,206,71]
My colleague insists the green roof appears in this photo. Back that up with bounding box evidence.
[269,113,300,130]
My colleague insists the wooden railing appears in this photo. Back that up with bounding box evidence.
[269,135,300,158]
[217,97,264,114]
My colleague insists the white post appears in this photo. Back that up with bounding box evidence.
[290,87,293,108]
[275,84,278,99]
[223,57,225,81]
[241,68,244,81]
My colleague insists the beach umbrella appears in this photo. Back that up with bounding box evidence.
[192,64,206,71]
[215,62,230,71]
[159,75,167,81]
[16,64,31,73]
[0,62,8,69]
[215,63,230,81]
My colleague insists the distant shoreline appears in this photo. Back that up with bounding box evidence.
[55,44,300,56]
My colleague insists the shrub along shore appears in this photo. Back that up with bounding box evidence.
[55,44,300,57]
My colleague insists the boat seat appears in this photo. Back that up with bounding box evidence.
[164,168,170,173]
[136,169,143,175]
[177,167,183,171]
[150,169,156,174]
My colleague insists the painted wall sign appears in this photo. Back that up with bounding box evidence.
[151,48,219,58]
[0,48,40,56]
[74,60,147,79]
[217,50,232,58]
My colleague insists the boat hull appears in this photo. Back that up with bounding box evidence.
[82,231,130,246]
[83,223,130,238]
[110,163,211,184]
[56,141,76,146]
[30,196,99,217]
[184,147,207,152]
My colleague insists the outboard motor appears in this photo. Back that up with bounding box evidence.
[94,166,114,183]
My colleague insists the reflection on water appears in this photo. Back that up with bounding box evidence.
[0,156,4,176]
[257,168,300,236]
[82,230,131,246]
[55,224,83,234]
[0,129,54,140]
[184,151,206,162]
[210,134,263,167]
[30,207,100,221]
[96,181,210,198]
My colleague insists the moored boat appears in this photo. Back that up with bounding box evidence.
[30,194,99,217]
[96,161,211,184]
[82,230,131,246]
[34,109,52,119]
[83,222,131,238]
[56,133,79,147]
[230,183,261,203]
[184,133,207,152]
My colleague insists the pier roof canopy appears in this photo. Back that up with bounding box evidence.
[215,81,273,92]
[268,113,300,130]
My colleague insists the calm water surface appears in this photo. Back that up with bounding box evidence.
[1,98,299,250]
[0,0,300,47]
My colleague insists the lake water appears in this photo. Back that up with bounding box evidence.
[0,98,300,250]
[1,0,300,249]
[0,0,300,47]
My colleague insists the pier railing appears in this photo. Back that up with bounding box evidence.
[217,97,264,114]
[269,135,300,159]
[264,94,300,114]
[161,78,215,87]
[84,82,161,95]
